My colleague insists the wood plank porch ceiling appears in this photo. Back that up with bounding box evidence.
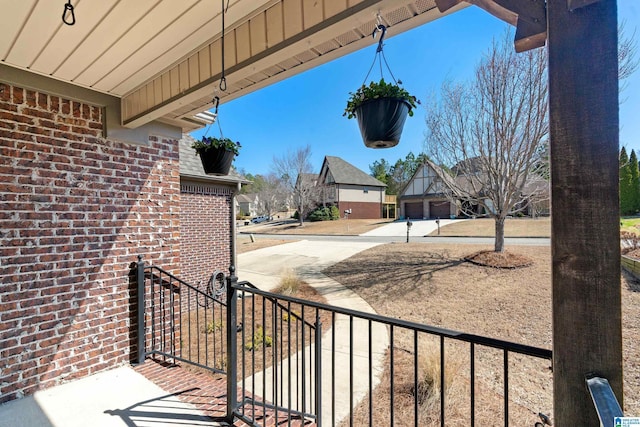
[1,0,467,131]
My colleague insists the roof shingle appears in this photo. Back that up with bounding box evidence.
[321,156,386,187]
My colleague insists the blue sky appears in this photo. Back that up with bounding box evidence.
[191,2,640,177]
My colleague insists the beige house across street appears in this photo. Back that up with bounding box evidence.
[236,193,259,217]
[317,156,386,219]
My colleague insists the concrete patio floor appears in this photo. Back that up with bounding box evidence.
[0,362,227,427]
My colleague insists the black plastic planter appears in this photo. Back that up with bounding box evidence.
[197,147,234,175]
[355,97,410,148]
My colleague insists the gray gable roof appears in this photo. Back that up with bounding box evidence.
[180,134,249,185]
[322,156,386,187]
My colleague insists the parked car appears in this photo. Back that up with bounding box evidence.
[251,215,269,224]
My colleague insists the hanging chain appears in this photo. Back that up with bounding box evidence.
[219,0,229,92]
[203,96,220,138]
[360,15,400,87]
[62,0,75,25]
[204,0,229,139]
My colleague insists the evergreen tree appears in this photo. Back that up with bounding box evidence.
[369,159,392,190]
[630,149,640,213]
[369,152,429,195]
[620,147,634,215]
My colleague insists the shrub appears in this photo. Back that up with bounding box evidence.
[245,326,272,350]
[329,205,340,220]
[308,206,340,221]
[282,310,300,322]
[205,320,224,334]
[621,231,640,254]
[274,268,302,295]
[412,344,463,423]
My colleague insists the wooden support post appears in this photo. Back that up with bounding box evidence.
[547,0,622,425]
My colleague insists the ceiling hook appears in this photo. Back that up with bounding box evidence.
[62,0,76,25]
[372,23,387,53]
[212,96,220,114]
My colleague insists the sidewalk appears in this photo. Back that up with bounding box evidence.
[237,239,388,425]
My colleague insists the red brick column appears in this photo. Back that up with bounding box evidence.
[0,82,180,402]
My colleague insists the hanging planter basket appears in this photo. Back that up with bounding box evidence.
[355,97,410,149]
[197,147,235,175]
[192,133,241,176]
[343,24,419,149]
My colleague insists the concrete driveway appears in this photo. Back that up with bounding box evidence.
[359,218,467,237]
[236,239,382,290]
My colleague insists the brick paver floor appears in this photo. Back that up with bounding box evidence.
[134,358,315,427]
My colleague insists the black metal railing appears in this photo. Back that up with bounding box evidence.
[232,281,322,427]
[136,257,228,374]
[228,279,553,427]
[136,258,553,427]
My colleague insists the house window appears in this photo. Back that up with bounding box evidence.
[363,187,368,193]
[327,185,336,199]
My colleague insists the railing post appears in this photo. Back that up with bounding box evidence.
[136,255,146,365]
[315,312,322,427]
[226,265,238,423]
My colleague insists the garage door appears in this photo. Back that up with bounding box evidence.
[404,202,423,219]
[429,201,451,219]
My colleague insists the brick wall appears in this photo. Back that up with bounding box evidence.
[0,82,181,403]
[179,182,233,287]
[337,201,382,219]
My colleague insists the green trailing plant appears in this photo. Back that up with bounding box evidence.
[191,136,241,156]
[344,79,419,119]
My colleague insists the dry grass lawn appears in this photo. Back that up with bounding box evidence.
[235,218,634,424]
[236,236,295,254]
[323,243,640,425]
[242,216,549,237]
[430,217,551,237]
[245,218,394,236]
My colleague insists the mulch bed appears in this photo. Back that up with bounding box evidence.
[465,250,533,268]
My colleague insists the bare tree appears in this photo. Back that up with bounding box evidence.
[425,31,548,252]
[425,26,637,253]
[256,173,287,219]
[272,145,320,225]
[619,20,639,98]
